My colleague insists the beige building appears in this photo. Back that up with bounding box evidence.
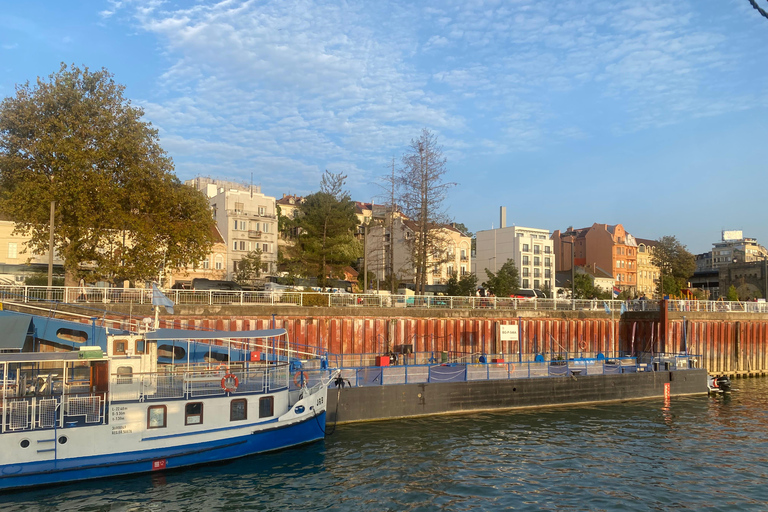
[366,218,471,288]
[635,238,660,298]
[186,177,278,279]
[710,230,767,269]
[0,218,63,285]
[167,224,228,287]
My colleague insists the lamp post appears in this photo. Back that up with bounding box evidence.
[561,232,576,310]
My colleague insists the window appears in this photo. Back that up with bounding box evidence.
[114,339,127,355]
[461,265,467,275]
[231,399,247,421]
[523,244,529,252]
[522,279,529,288]
[135,340,146,355]
[545,246,551,254]
[7,243,17,259]
[545,269,551,278]
[185,402,204,425]
[259,396,274,418]
[202,258,210,269]
[215,255,223,270]
[545,257,551,267]
[534,245,541,255]
[534,257,540,266]
[534,268,540,278]
[522,268,529,277]
[148,406,167,429]
[523,256,529,265]
[116,366,133,384]
[447,265,454,276]
[263,243,268,253]
[258,206,266,216]
[239,241,246,251]
[263,223,269,233]
[534,280,540,288]
[235,202,244,213]
[233,241,238,251]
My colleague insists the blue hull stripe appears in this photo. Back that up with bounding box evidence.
[1,412,326,491]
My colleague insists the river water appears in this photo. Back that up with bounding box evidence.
[4,378,768,511]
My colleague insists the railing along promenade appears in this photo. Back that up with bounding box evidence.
[1,285,767,313]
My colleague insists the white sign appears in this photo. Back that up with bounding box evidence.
[499,324,519,342]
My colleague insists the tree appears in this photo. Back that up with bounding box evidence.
[452,222,476,253]
[727,285,739,301]
[397,129,456,295]
[298,170,361,287]
[0,64,215,285]
[233,249,263,285]
[446,272,477,296]
[483,258,520,297]
[651,236,695,297]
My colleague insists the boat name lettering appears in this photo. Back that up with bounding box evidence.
[111,426,131,435]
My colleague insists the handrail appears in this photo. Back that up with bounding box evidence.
[2,285,767,313]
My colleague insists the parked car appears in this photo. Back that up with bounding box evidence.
[191,279,243,291]
[511,289,546,299]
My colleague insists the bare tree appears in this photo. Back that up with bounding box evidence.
[397,128,456,295]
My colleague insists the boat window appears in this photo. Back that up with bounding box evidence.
[56,328,88,343]
[231,399,247,421]
[259,396,274,418]
[114,339,127,355]
[148,405,167,429]
[134,340,146,355]
[185,402,203,425]
[116,366,133,384]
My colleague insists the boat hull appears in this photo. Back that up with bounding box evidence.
[0,411,326,491]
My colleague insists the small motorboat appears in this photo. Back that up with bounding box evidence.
[707,374,732,393]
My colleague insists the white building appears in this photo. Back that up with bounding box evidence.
[186,178,278,279]
[475,209,554,292]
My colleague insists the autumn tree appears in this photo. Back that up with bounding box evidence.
[298,170,361,287]
[651,235,695,297]
[233,249,263,285]
[397,129,456,294]
[0,64,215,285]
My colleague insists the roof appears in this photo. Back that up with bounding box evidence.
[635,238,659,247]
[145,328,288,341]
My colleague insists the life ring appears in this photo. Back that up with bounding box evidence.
[293,371,308,387]
[579,341,588,351]
[221,373,238,392]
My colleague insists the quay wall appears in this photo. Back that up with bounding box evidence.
[77,302,768,378]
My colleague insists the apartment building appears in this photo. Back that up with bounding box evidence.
[475,225,554,292]
[710,230,767,269]
[186,177,278,279]
[635,238,659,298]
[0,218,63,285]
[552,223,638,295]
[167,224,228,287]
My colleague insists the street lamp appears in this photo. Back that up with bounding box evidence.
[561,234,576,310]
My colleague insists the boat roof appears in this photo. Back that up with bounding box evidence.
[144,328,288,341]
[0,351,105,363]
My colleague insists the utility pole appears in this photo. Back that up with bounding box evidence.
[47,200,55,299]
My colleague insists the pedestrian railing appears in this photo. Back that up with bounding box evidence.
[1,285,766,313]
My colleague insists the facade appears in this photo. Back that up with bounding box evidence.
[552,223,638,295]
[475,225,554,292]
[710,230,767,270]
[718,260,768,300]
[186,177,278,279]
[166,224,228,287]
[0,219,64,285]
[366,218,471,288]
[635,238,660,298]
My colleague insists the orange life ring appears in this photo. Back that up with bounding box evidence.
[579,341,588,351]
[293,371,308,387]
[221,373,238,392]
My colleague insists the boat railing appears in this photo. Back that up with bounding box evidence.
[1,392,106,434]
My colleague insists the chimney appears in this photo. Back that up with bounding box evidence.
[500,206,507,229]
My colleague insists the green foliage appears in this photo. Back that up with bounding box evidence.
[298,171,361,286]
[446,272,477,296]
[233,249,263,284]
[25,273,64,286]
[302,293,330,307]
[727,285,739,301]
[652,235,695,297]
[0,64,215,284]
[482,258,520,297]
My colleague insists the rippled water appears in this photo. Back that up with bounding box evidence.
[4,379,768,511]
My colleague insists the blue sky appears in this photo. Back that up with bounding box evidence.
[1,0,767,254]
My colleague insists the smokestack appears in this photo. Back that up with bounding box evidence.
[500,206,507,229]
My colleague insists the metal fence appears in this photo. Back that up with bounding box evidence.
[2,285,768,313]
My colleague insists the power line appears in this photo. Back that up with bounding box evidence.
[749,0,768,20]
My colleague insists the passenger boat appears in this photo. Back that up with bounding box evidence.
[0,327,335,491]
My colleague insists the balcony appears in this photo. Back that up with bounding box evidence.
[248,230,262,239]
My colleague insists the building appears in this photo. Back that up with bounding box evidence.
[635,238,660,298]
[186,177,278,279]
[718,260,768,300]
[552,223,638,295]
[475,211,554,292]
[166,224,228,288]
[0,218,64,285]
[366,217,471,288]
[710,230,767,269]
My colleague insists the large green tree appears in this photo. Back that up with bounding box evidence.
[298,170,361,287]
[233,249,263,285]
[446,272,477,296]
[651,235,695,297]
[0,64,215,284]
[483,258,520,297]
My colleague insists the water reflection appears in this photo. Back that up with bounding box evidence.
[5,379,768,511]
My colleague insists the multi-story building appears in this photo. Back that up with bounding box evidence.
[475,222,554,292]
[166,224,228,287]
[0,218,63,285]
[635,238,660,298]
[710,230,767,269]
[366,217,471,287]
[552,223,638,295]
[186,177,278,279]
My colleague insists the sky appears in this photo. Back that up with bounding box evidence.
[1,0,767,255]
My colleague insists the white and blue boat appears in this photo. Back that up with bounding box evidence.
[0,327,335,491]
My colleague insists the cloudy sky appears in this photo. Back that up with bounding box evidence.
[1,0,767,253]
